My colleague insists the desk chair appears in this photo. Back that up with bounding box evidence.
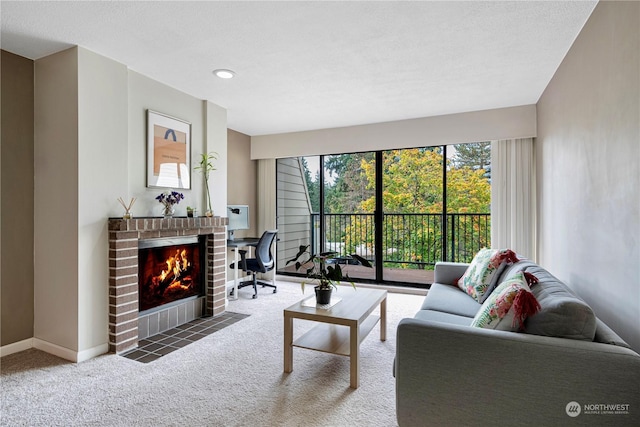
[230,230,278,299]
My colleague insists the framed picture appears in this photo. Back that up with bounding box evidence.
[147,110,191,189]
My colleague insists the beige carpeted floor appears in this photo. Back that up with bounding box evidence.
[0,280,424,427]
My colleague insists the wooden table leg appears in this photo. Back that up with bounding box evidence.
[380,296,387,341]
[284,313,293,373]
[350,323,359,389]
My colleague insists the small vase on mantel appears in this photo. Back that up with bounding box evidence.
[163,205,175,218]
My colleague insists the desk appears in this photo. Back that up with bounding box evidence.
[227,237,260,300]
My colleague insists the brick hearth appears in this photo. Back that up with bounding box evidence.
[108,216,227,354]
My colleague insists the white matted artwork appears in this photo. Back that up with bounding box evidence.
[147,110,191,189]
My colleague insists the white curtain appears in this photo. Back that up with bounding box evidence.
[490,138,536,260]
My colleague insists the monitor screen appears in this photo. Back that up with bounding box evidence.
[227,205,249,231]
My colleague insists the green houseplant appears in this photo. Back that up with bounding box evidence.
[287,245,372,304]
[194,152,218,217]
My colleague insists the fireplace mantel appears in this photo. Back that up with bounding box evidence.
[108,216,227,353]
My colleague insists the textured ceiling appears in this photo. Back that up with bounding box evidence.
[1,1,597,136]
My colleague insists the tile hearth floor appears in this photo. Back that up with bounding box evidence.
[121,311,249,363]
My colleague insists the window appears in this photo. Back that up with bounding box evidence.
[276,143,491,287]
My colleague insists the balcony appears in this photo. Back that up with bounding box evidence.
[279,212,490,286]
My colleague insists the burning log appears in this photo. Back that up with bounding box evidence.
[149,248,194,296]
[156,264,193,296]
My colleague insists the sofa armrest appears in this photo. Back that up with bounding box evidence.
[433,261,469,285]
[395,318,640,426]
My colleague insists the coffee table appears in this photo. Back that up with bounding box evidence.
[283,287,387,389]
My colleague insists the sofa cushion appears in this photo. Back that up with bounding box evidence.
[499,259,534,281]
[414,309,473,327]
[457,248,518,303]
[471,272,540,331]
[421,283,481,318]
[522,265,596,341]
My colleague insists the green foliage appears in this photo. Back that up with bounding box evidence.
[324,153,374,214]
[451,142,491,178]
[362,148,443,213]
[346,146,491,267]
[360,147,490,214]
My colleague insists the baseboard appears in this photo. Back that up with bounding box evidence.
[32,339,77,362]
[32,339,110,363]
[2,338,109,362]
[0,338,34,357]
[77,344,109,362]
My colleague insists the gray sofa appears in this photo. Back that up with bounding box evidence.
[395,259,640,426]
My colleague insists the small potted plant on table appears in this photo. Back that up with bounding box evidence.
[287,245,372,304]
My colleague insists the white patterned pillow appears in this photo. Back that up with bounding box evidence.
[471,272,541,331]
[457,248,519,303]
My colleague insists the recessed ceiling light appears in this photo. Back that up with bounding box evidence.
[213,69,235,79]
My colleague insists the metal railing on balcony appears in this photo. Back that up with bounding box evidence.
[311,212,490,268]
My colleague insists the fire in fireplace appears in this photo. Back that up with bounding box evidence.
[138,237,204,313]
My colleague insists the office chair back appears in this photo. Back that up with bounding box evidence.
[230,229,279,299]
[255,229,278,273]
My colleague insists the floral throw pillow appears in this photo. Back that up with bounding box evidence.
[470,272,541,331]
[457,248,519,303]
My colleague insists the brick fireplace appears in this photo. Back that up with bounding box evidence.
[108,216,227,354]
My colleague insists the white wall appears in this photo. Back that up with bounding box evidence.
[536,1,639,351]
[129,72,200,216]
[34,47,79,353]
[77,47,128,356]
[204,101,228,216]
[126,74,227,218]
[251,105,536,159]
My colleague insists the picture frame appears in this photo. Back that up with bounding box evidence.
[146,110,191,189]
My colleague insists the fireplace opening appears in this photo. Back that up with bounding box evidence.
[138,236,205,314]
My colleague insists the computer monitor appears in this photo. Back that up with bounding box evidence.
[227,205,249,240]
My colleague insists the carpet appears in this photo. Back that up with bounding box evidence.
[0,280,424,427]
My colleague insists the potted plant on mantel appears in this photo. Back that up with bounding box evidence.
[194,152,218,217]
[287,245,373,305]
